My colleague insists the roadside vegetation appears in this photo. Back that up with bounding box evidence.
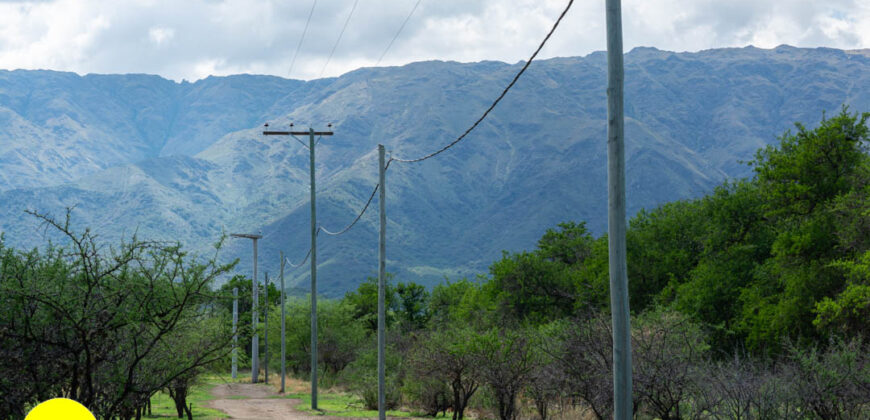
[258,108,870,419]
[1,108,868,419]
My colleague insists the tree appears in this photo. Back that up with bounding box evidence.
[737,108,870,351]
[0,211,235,419]
[274,297,365,377]
[215,274,279,359]
[487,251,577,324]
[751,107,868,218]
[428,278,490,326]
[537,221,595,266]
[632,309,709,420]
[627,200,706,311]
[473,328,536,420]
[540,314,616,419]
[344,275,397,332]
[785,338,870,420]
[815,250,870,337]
[409,326,482,420]
[395,281,430,332]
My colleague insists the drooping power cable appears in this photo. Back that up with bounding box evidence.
[390,0,574,163]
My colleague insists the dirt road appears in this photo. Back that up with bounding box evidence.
[207,382,338,420]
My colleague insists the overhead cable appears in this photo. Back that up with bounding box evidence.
[375,0,423,66]
[288,0,318,78]
[390,0,574,163]
[319,0,360,78]
[284,229,317,268]
[319,181,379,236]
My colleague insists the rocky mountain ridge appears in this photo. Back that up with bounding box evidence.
[1,45,868,295]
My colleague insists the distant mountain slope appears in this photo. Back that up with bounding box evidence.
[0,70,329,189]
[1,45,868,296]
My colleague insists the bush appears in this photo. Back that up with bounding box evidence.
[403,376,451,417]
[785,338,870,419]
[343,345,401,410]
[632,309,709,420]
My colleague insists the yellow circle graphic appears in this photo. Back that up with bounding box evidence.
[25,398,95,420]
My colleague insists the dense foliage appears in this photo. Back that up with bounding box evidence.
[0,212,238,420]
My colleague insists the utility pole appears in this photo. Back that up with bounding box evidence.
[280,252,287,394]
[263,124,333,409]
[264,271,269,384]
[230,233,263,384]
[232,287,238,380]
[605,0,632,418]
[377,144,386,420]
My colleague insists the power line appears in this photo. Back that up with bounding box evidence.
[288,0,318,78]
[319,155,393,237]
[319,181,379,236]
[390,0,574,163]
[319,0,360,78]
[284,230,317,268]
[375,0,423,66]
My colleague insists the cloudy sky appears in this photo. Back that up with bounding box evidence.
[1,0,868,82]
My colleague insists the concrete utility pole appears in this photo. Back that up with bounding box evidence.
[232,287,238,380]
[377,144,386,420]
[263,125,333,409]
[605,0,632,418]
[230,233,263,384]
[280,252,287,394]
[264,272,269,384]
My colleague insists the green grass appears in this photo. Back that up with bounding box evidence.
[143,375,234,419]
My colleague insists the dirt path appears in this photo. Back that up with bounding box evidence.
[207,382,340,420]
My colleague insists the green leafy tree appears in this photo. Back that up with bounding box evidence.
[737,108,869,351]
[395,281,430,332]
[627,200,706,311]
[0,211,235,419]
[276,297,365,377]
[537,221,595,265]
[487,251,577,324]
[429,279,479,325]
[814,250,870,336]
[344,275,397,332]
[215,274,279,359]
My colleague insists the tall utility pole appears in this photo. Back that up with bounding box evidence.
[263,125,333,409]
[377,144,387,420]
[232,287,238,380]
[605,0,632,418]
[280,252,287,394]
[230,233,263,384]
[308,128,318,409]
[264,272,270,384]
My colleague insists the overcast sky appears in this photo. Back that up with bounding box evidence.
[0,0,868,82]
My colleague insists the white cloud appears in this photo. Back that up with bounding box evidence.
[0,0,867,81]
[148,26,174,45]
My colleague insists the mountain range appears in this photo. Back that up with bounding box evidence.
[1,45,868,296]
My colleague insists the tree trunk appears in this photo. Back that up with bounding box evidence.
[169,386,188,419]
[534,395,548,420]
